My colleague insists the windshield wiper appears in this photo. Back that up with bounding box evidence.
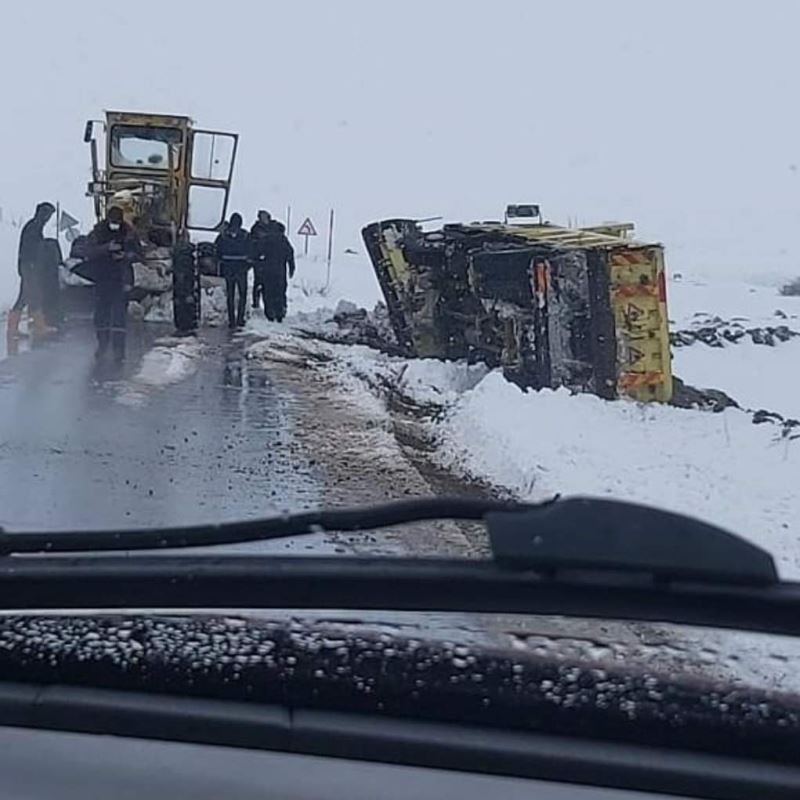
[0,497,531,555]
[0,496,792,637]
[0,495,775,585]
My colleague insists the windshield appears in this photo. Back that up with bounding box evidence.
[1,1,800,774]
[110,125,182,170]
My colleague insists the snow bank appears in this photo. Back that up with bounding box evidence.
[435,373,800,575]
[116,337,205,406]
[397,359,490,405]
[361,348,800,579]
[248,328,800,577]
[134,337,205,388]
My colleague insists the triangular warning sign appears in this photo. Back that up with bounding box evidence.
[297,217,318,236]
[59,210,80,231]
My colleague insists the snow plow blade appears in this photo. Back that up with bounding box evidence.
[362,219,673,403]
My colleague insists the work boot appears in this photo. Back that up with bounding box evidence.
[5,310,22,341]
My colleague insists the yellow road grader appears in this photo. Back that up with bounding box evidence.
[82,111,238,330]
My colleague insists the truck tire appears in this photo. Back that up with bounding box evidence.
[173,242,199,332]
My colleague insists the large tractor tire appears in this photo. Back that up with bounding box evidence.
[172,242,200,333]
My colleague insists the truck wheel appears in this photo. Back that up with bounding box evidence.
[173,242,199,332]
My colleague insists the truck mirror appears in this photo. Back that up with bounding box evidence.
[83,120,94,143]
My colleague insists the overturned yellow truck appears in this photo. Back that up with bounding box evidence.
[362,207,672,403]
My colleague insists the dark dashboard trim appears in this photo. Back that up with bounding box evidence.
[0,682,798,800]
[2,555,800,638]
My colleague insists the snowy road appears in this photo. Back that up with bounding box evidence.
[0,319,481,557]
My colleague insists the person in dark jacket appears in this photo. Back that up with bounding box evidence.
[83,206,139,361]
[250,210,272,309]
[215,213,250,329]
[251,220,296,322]
[250,209,272,238]
[6,201,55,341]
[40,238,64,330]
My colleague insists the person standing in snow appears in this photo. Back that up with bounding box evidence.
[40,237,65,330]
[251,220,295,322]
[81,206,139,361]
[215,213,250,329]
[6,201,56,342]
[250,210,272,310]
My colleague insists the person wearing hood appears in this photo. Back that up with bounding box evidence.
[250,210,272,309]
[215,213,250,329]
[82,206,139,361]
[251,219,296,322]
[250,209,272,239]
[40,237,65,330]
[6,201,56,342]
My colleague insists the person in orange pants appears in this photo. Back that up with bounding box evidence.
[6,202,56,342]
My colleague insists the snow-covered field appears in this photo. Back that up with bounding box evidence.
[248,270,800,579]
[669,278,800,419]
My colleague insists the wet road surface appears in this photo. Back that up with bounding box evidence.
[0,320,478,556]
[0,323,338,548]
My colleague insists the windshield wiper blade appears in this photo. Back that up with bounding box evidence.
[0,497,534,555]
[0,495,777,587]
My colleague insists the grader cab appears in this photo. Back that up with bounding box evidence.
[83,111,238,330]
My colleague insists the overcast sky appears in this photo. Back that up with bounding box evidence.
[1,0,799,278]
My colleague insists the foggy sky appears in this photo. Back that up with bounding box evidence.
[1,0,799,278]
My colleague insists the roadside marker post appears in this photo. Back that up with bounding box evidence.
[326,209,335,289]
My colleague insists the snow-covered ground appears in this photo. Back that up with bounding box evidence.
[669,277,800,419]
[669,277,800,329]
[247,271,800,579]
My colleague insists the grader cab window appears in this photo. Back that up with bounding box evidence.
[110,125,182,170]
[187,184,228,230]
[191,131,236,182]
